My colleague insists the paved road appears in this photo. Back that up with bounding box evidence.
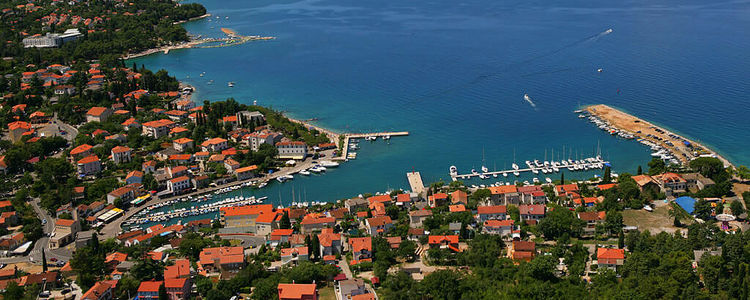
[0,199,72,264]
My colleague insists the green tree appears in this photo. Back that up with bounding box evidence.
[730,200,745,217]
[603,167,612,184]
[637,165,643,175]
[604,210,623,235]
[648,158,666,175]
[280,211,291,229]
[694,199,712,220]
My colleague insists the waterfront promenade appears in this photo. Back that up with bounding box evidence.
[585,104,733,168]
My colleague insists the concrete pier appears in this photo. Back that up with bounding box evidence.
[407,171,426,197]
[336,131,409,161]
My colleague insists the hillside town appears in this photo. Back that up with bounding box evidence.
[2,0,750,299]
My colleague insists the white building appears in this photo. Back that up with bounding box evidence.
[276,141,307,160]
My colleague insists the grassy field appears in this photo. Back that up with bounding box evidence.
[622,203,691,234]
[319,286,336,300]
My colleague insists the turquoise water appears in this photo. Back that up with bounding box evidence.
[130,0,750,206]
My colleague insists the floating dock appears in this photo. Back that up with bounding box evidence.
[450,157,609,181]
[406,171,426,196]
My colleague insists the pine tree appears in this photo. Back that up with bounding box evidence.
[637,165,643,175]
[280,211,291,229]
[42,248,48,272]
[311,234,320,261]
[560,172,565,185]
[618,231,625,249]
[603,167,612,183]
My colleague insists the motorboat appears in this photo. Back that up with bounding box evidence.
[502,172,508,178]
[513,170,520,176]
[481,165,489,173]
[449,166,458,174]
[299,170,311,176]
[320,161,339,167]
[512,163,519,170]
[545,177,552,183]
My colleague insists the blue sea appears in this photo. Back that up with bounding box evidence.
[130,0,750,207]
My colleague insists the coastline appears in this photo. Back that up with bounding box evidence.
[584,104,734,169]
[172,13,211,25]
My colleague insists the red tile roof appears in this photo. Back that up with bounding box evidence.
[477,205,506,215]
[278,283,316,300]
[137,281,162,293]
[86,107,108,117]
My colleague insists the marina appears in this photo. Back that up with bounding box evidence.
[338,131,409,161]
[449,156,609,181]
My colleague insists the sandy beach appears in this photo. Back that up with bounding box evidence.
[585,104,734,168]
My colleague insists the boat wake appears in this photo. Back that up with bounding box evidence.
[523,94,537,108]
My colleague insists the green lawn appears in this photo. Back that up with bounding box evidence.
[319,285,336,300]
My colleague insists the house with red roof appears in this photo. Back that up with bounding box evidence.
[365,216,393,236]
[519,204,546,221]
[106,183,142,205]
[121,117,141,130]
[488,185,521,205]
[427,192,448,207]
[428,235,460,252]
[49,218,80,248]
[518,185,547,204]
[510,240,535,262]
[395,193,415,209]
[198,247,245,274]
[270,229,294,245]
[555,183,580,197]
[235,165,259,181]
[81,281,112,300]
[578,211,606,235]
[70,144,93,159]
[476,205,507,222]
[136,281,162,300]
[483,219,514,236]
[219,204,276,233]
[597,248,625,270]
[167,176,191,195]
[318,228,341,256]
[142,119,175,139]
[201,138,228,152]
[126,170,143,185]
[110,146,132,164]
[449,204,466,213]
[77,155,101,176]
[165,277,190,300]
[300,216,336,234]
[451,190,468,205]
[8,121,31,142]
[164,259,191,279]
[349,237,372,265]
[278,283,318,300]
[173,138,194,152]
[275,141,308,160]
[653,172,687,195]
[86,107,112,123]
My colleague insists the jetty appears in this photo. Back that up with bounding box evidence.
[450,157,609,181]
[583,104,733,168]
[406,171,426,197]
